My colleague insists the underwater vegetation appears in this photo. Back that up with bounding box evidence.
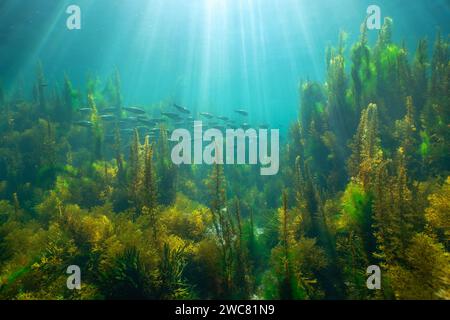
[0,18,449,300]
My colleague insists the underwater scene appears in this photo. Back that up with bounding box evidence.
[0,0,449,301]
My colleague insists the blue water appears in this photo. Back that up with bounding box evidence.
[1,0,449,129]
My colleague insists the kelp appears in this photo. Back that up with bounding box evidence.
[287,17,449,299]
[350,21,376,113]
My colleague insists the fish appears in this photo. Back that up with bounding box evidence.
[119,120,133,127]
[234,109,249,116]
[102,107,117,113]
[217,116,229,121]
[241,123,251,130]
[138,119,157,126]
[173,103,191,114]
[78,108,92,113]
[137,115,151,122]
[161,112,181,120]
[199,112,214,119]
[74,120,93,128]
[124,106,146,114]
[100,114,116,121]
[120,128,134,134]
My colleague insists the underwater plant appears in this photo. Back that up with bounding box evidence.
[0,14,448,302]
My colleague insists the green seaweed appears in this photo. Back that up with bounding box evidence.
[0,17,448,301]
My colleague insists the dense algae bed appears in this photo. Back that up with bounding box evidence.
[0,18,449,300]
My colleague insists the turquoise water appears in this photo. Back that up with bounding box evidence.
[0,0,449,301]
[1,0,449,131]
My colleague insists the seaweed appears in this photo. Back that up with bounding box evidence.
[0,17,448,301]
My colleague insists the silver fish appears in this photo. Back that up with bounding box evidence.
[161,112,181,120]
[234,109,249,116]
[200,112,214,119]
[102,107,117,113]
[124,106,146,114]
[74,120,93,128]
[173,103,190,114]
[100,114,116,121]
